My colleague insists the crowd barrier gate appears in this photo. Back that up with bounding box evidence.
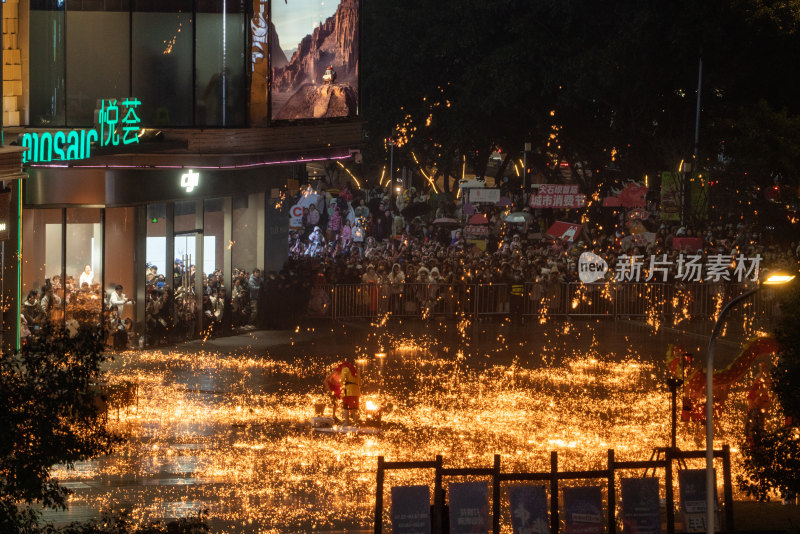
[323,282,778,325]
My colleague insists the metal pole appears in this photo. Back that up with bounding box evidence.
[523,149,527,190]
[523,142,531,191]
[705,287,758,534]
[693,57,702,175]
[374,456,384,534]
[389,139,394,211]
[686,57,702,226]
[667,377,683,449]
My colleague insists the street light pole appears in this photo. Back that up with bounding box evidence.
[705,287,758,534]
[705,272,794,534]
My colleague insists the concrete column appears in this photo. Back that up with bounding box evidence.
[134,205,147,337]
[223,197,233,333]
[223,197,232,291]
[265,187,289,274]
[1,180,20,352]
[255,192,265,271]
[194,200,204,335]
[165,202,175,321]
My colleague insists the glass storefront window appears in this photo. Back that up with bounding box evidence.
[204,198,224,279]
[231,193,262,328]
[196,0,247,126]
[29,1,248,127]
[203,198,225,334]
[65,208,104,327]
[105,207,137,335]
[65,3,131,125]
[22,208,64,329]
[145,203,170,345]
[132,1,194,126]
[29,1,66,126]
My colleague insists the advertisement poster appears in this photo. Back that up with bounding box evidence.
[660,172,681,221]
[270,0,359,120]
[678,469,719,533]
[391,485,431,534]
[529,184,586,209]
[448,482,490,534]
[563,486,604,534]
[508,485,548,534]
[621,478,661,534]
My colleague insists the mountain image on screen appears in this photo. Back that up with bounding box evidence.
[271,0,359,120]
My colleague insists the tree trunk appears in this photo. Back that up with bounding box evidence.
[441,149,453,195]
[495,152,514,182]
[476,146,491,179]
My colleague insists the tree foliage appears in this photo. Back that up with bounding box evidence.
[0,327,122,529]
[738,281,800,501]
[362,0,800,191]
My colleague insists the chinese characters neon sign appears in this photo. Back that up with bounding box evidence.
[20,98,142,164]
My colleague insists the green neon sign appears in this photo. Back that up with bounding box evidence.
[20,98,142,164]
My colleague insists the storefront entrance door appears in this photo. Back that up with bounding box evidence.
[172,231,204,340]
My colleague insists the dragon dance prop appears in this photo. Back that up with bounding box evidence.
[666,336,779,421]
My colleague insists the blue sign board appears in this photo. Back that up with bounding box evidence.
[391,485,431,534]
[449,482,490,534]
[563,486,604,534]
[621,478,661,534]
[509,485,548,534]
[678,469,719,532]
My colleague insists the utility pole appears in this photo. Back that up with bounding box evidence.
[684,56,703,225]
[388,137,395,210]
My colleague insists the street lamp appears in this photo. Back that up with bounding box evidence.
[705,270,796,534]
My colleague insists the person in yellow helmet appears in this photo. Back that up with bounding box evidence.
[324,359,362,425]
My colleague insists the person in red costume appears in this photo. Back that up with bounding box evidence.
[324,359,362,425]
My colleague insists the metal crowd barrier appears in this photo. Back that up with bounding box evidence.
[327,282,777,325]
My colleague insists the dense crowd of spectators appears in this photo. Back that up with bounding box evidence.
[23,261,268,348]
[21,179,800,343]
[21,266,111,339]
[276,180,800,319]
[142,263,265,347]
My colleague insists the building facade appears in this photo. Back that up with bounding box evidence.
[1,0,362,348]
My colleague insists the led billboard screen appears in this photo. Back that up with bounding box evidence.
[269,0,359,121]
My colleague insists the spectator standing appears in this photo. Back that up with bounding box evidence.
[354,199,370,220]
[341,220,353,248]
[248,268,262,325]
[328,205,343,242]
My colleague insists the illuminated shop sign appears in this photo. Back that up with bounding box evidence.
[20,98,142,164]
[181,170,199,193]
